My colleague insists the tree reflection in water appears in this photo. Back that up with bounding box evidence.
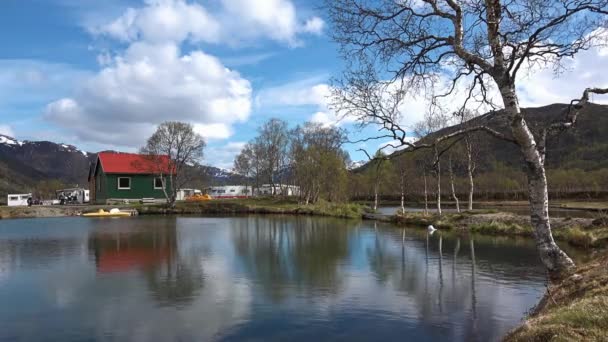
[231,216,356,302]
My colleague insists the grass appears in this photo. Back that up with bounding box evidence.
[556,201,608,210]
[505,253,608,342]
[137,197,368,219]
[469,221,533,236]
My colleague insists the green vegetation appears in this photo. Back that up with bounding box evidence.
[505,254,608,342]
[391,210,608,249]
[469,221,532,236]
[137,198,367,219]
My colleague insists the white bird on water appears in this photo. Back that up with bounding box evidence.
[427,225,437,234]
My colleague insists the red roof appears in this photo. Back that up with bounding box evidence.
[97,152,174,174]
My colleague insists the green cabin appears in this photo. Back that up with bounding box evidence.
[88,152,173,204]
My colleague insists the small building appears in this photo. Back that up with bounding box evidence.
[256,184,300,197]
[88,152,174,204]
[7,193,32,207]
[207,185,253,198]
[176,188,202,201]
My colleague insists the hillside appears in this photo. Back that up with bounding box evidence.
[352,103,608,173]
[0,135,247,202]
[350,103,608,200]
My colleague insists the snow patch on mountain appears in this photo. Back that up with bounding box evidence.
[0,135,22,146]
[348,160,366,170]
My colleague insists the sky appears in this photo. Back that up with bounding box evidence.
[1,0,608,168]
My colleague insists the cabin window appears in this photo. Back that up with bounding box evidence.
[154,177,164,189]
[9,196,18,201]
[118,177,131,190]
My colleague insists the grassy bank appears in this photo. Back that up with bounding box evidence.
[138,198,366,219]
[391,211,608,249]
[505,252,608,341]
[0,198,368,220]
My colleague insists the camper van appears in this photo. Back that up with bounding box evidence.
[56,188,90,205]
[7,194,32,207]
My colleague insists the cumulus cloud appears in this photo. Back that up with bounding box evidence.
[94,0,221,44]
[516,44,608,107]
[45,42,252,147]
[43,0,325,153]
[204,141,247,169]
[256,78,354,126]
[92,0,323,46]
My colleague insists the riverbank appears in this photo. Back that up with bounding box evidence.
[505,252,608,341]
[0,198,367,220]
[387,211,608,248]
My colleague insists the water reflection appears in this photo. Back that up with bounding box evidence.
[88,220,204,307]
[0,216,551,341]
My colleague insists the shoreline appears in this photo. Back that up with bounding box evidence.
[2,199,606,248]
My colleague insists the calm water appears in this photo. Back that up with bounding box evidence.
[0,216,549,341]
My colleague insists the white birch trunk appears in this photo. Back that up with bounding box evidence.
[500,85,575,276]
[423,171,429,215]
[465,137,474,211]
[435,147,442,216]
[449,157,461,213]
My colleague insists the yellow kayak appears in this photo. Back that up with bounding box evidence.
[82,209,132,217]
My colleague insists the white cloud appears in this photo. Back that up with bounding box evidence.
[302,17,325,35]
[193,123,233,140]
[0,125,14,137]
[45,42,252,148]
[92,0,323,46]
[94,0,221,44]
[516,44,608,107]
[205,141,247,169]
[256,78,353,125]
[42,0,326,154]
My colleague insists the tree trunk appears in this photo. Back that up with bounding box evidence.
[400,170,406,213]
[501,85,575,277]
[434,147,442,216]
[465,137,474,211]
[423,171,428,215]
[449,157,461,213]
[373,183,379,211]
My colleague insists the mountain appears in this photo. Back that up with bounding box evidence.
[0,135,247,201]
[355,103,608,173]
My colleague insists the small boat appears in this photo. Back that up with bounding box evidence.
[82,208,132,218]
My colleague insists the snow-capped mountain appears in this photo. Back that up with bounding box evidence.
[348,160,367,170]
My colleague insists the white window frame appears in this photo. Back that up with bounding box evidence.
[154,177,164,190]
[117,177,131,190]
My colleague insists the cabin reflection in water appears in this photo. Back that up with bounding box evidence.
[87,220,204,307]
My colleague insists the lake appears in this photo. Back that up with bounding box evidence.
[0,216,548,341]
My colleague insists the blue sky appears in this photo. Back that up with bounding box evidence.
[1,0,608,168]
[0,0,357,168]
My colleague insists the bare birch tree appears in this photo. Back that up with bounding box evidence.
[141,122,205,207]
[257,119,289,194]
[326,0,608,277]
[447,154,461,213]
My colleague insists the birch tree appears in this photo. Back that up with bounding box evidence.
[327,0,608,277]
[141,122,205,207]
[257,119,289,193]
